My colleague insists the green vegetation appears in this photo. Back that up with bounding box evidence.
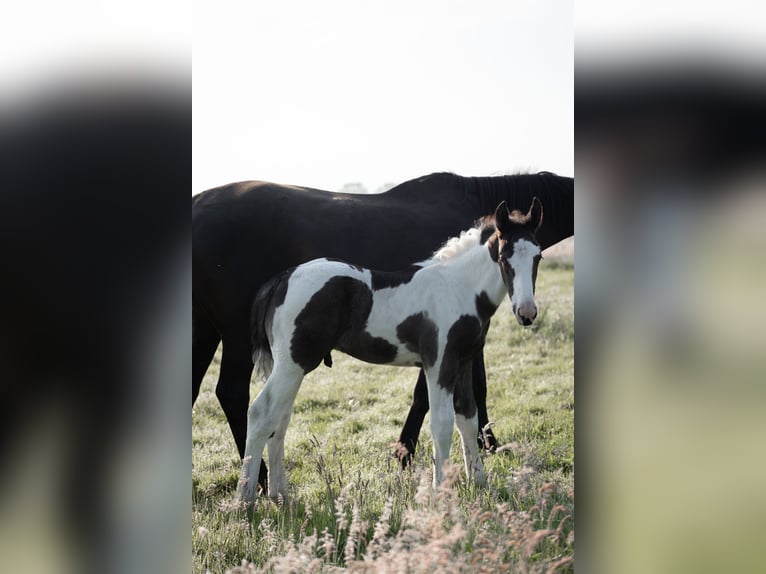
[193,261,573,573]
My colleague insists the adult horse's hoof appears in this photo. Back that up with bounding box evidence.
[478,427,498,453]
[394,441,414,469]
[258,461,269,494]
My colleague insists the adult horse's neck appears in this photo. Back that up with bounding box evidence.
[459,173,574,250]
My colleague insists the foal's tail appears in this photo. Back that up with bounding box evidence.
[251,273,285,379]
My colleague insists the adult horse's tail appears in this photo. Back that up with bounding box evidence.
[250,273,285,379]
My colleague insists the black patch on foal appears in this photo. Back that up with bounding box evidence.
[340,330,399,365]
[474,292,498,324]
[437,315,483,392]
[370,265,421,291]
[396,312,439,368]
[291,276,397,371]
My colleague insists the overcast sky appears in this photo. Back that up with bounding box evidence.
[194,0,573,193]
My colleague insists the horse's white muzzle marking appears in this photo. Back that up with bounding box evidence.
[507,238,540,327]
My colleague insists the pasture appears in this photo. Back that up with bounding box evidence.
[192,258,574,573]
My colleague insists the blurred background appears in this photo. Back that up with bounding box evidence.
[0,2,189,574]
[576,2,766,573]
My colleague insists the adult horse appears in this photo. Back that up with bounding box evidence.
[192,171,573,484]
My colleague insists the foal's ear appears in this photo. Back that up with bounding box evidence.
[527,196,543,232]
[494,201,511,232]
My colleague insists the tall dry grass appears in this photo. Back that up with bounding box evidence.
[227,464,573,574]
[193,261,574,573]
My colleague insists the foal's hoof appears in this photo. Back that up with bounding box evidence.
[235,487,259,508]
[394,441,414,469]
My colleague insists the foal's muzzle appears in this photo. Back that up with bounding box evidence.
[514,303,537,326]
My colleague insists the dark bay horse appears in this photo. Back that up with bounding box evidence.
[237,199,543,502]
[193,171,573,485]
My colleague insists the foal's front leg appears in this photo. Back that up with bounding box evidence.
[424,365,455,487]
[395,348,496,470]
[453,361,487,486]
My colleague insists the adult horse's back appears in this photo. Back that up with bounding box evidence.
[192,172,573,467]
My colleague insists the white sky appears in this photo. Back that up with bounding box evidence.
[193,0,573,193]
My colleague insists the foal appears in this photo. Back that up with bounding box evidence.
[236,198,543,503]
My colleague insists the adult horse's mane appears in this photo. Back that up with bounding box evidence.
[426,199,536,264]
[385,171,559,196]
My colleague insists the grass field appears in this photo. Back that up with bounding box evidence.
[192,259,574,573]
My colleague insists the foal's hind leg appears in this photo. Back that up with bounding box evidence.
[265,364,305,501]
[237,360,304,504]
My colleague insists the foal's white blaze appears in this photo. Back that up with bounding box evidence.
[507,238,540,325]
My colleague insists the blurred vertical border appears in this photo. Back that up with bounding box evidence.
[0,3,190,573]
[576,2,766,573]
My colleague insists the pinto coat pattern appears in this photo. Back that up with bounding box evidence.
[237,199,543,503]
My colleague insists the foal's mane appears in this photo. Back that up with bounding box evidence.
[429,218,496,263]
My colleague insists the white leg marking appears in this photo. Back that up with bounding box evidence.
[236,360,304,504]
[236,393,270,503]
[455,413,486,486]
[266,407,295,501]
[425,368,454,488]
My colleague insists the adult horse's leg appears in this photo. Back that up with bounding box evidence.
[192,304,221,405]
[217,335,268,490]
[395,368,429,467]
[472,349,498,452]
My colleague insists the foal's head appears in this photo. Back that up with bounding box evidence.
[490,197,543,326]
